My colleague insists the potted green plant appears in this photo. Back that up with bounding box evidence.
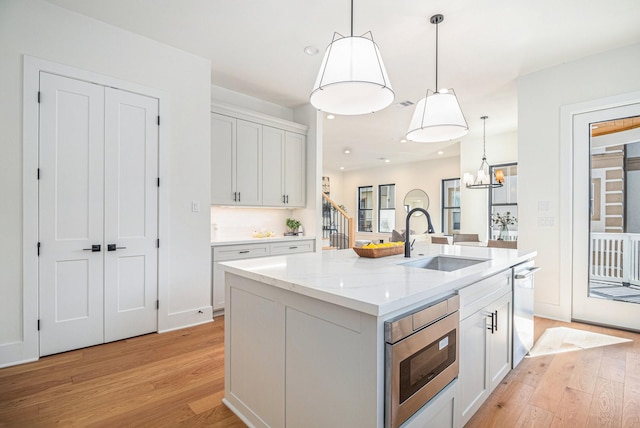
[285,218,302,236]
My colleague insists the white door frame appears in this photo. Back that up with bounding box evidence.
[559,90,640,327]
[22,55,170,361]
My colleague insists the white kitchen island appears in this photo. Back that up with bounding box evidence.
[220,242,536,428]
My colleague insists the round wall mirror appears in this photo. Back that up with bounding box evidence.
[403,189,430,216]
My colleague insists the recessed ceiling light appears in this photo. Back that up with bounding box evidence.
[379,157,390,163]
[438,150,444,155]
[344,149,351,154]
[396,100,414,108]
[304,46,319,56]
[327,114,335,120]
[339,166,345,170]
[385,159,391,163]
[400,139,407,143]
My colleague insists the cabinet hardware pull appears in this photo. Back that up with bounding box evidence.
[238,192,241,202]
[494,310,498,332]
[239,250,250,254]
[107,244,127,251]
[487,312,495,334]
[289,246,297,249]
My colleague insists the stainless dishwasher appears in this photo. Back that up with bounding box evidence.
[512,261,540,368]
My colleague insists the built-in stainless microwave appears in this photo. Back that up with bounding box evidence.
[385,294,460,428]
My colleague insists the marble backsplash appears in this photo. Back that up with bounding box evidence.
[210,206,297,241]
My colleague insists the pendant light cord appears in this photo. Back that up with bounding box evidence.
[434,19,439,92]
[482,116,488,160]
[350,0,354,37]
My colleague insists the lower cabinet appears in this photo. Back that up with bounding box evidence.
[211,239,315,314]
[458,272,512,427]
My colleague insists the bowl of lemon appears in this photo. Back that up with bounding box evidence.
[352,241,404,258]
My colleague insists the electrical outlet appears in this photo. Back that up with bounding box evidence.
[538,217,555,227]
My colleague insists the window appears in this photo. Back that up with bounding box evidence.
[489,163,518,240]
[442,178,461,235]
[378,184,395,233]
[358,186,374,232]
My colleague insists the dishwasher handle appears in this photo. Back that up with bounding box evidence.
[515,266,541,280]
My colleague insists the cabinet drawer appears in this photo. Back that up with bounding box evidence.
[270,240,314,255]
[459,269,511,320]
[213,244,270,261]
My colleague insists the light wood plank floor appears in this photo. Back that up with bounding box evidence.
[2,316,640,427]
[0,316,244,427]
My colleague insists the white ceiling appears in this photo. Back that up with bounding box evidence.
[44,0,640,170]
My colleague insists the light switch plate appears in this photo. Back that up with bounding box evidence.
[192,201,200,213]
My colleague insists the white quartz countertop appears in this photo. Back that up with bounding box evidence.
[211,235,315,246]
[220,242,536,318]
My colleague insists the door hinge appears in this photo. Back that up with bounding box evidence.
[37,91,41,104]
[37,242,41,256]
[156,300,159,309]
[156,239,160,248]
[157,177,160,187]
[37,168,40,180]
[37,319,40,331]
[157,116,160,126]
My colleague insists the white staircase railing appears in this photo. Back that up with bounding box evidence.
[590,232,640,285]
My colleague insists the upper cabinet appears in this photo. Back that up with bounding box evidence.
[211,104,307,208]
[263,127,306,207]
[211,114,262,206]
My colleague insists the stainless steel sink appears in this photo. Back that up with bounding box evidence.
[400,255,488,272]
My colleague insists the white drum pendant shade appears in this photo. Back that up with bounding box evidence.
[406,89,468,142]
[310,34,394,115]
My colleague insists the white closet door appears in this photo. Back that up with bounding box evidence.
[103,88,158,342]
[38,72,105,356]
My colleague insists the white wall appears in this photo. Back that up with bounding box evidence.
[0,0,212,366]
[460,131,518,241]
[518,42,640,321]
[339,156,460,242]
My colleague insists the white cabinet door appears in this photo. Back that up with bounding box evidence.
[228,285,285,427]
[211,113,236,205]
[235,120,262,206]
[262,125,285,206]
[284,132,306,207]
[459,290,512,426]
[103,88,159,343]
[459,306,490,426]
[488,292,512,391]
[38,72,105,356]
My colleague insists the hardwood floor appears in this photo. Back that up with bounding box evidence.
[466,317,640,427]
[0,316,244,427]
[2,316,640,427]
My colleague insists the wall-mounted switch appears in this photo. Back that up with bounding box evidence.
[192,201,200,213]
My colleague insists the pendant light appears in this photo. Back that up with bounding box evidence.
[407,14,468,142]
[309,0,394,115]
[463,116,504,189]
